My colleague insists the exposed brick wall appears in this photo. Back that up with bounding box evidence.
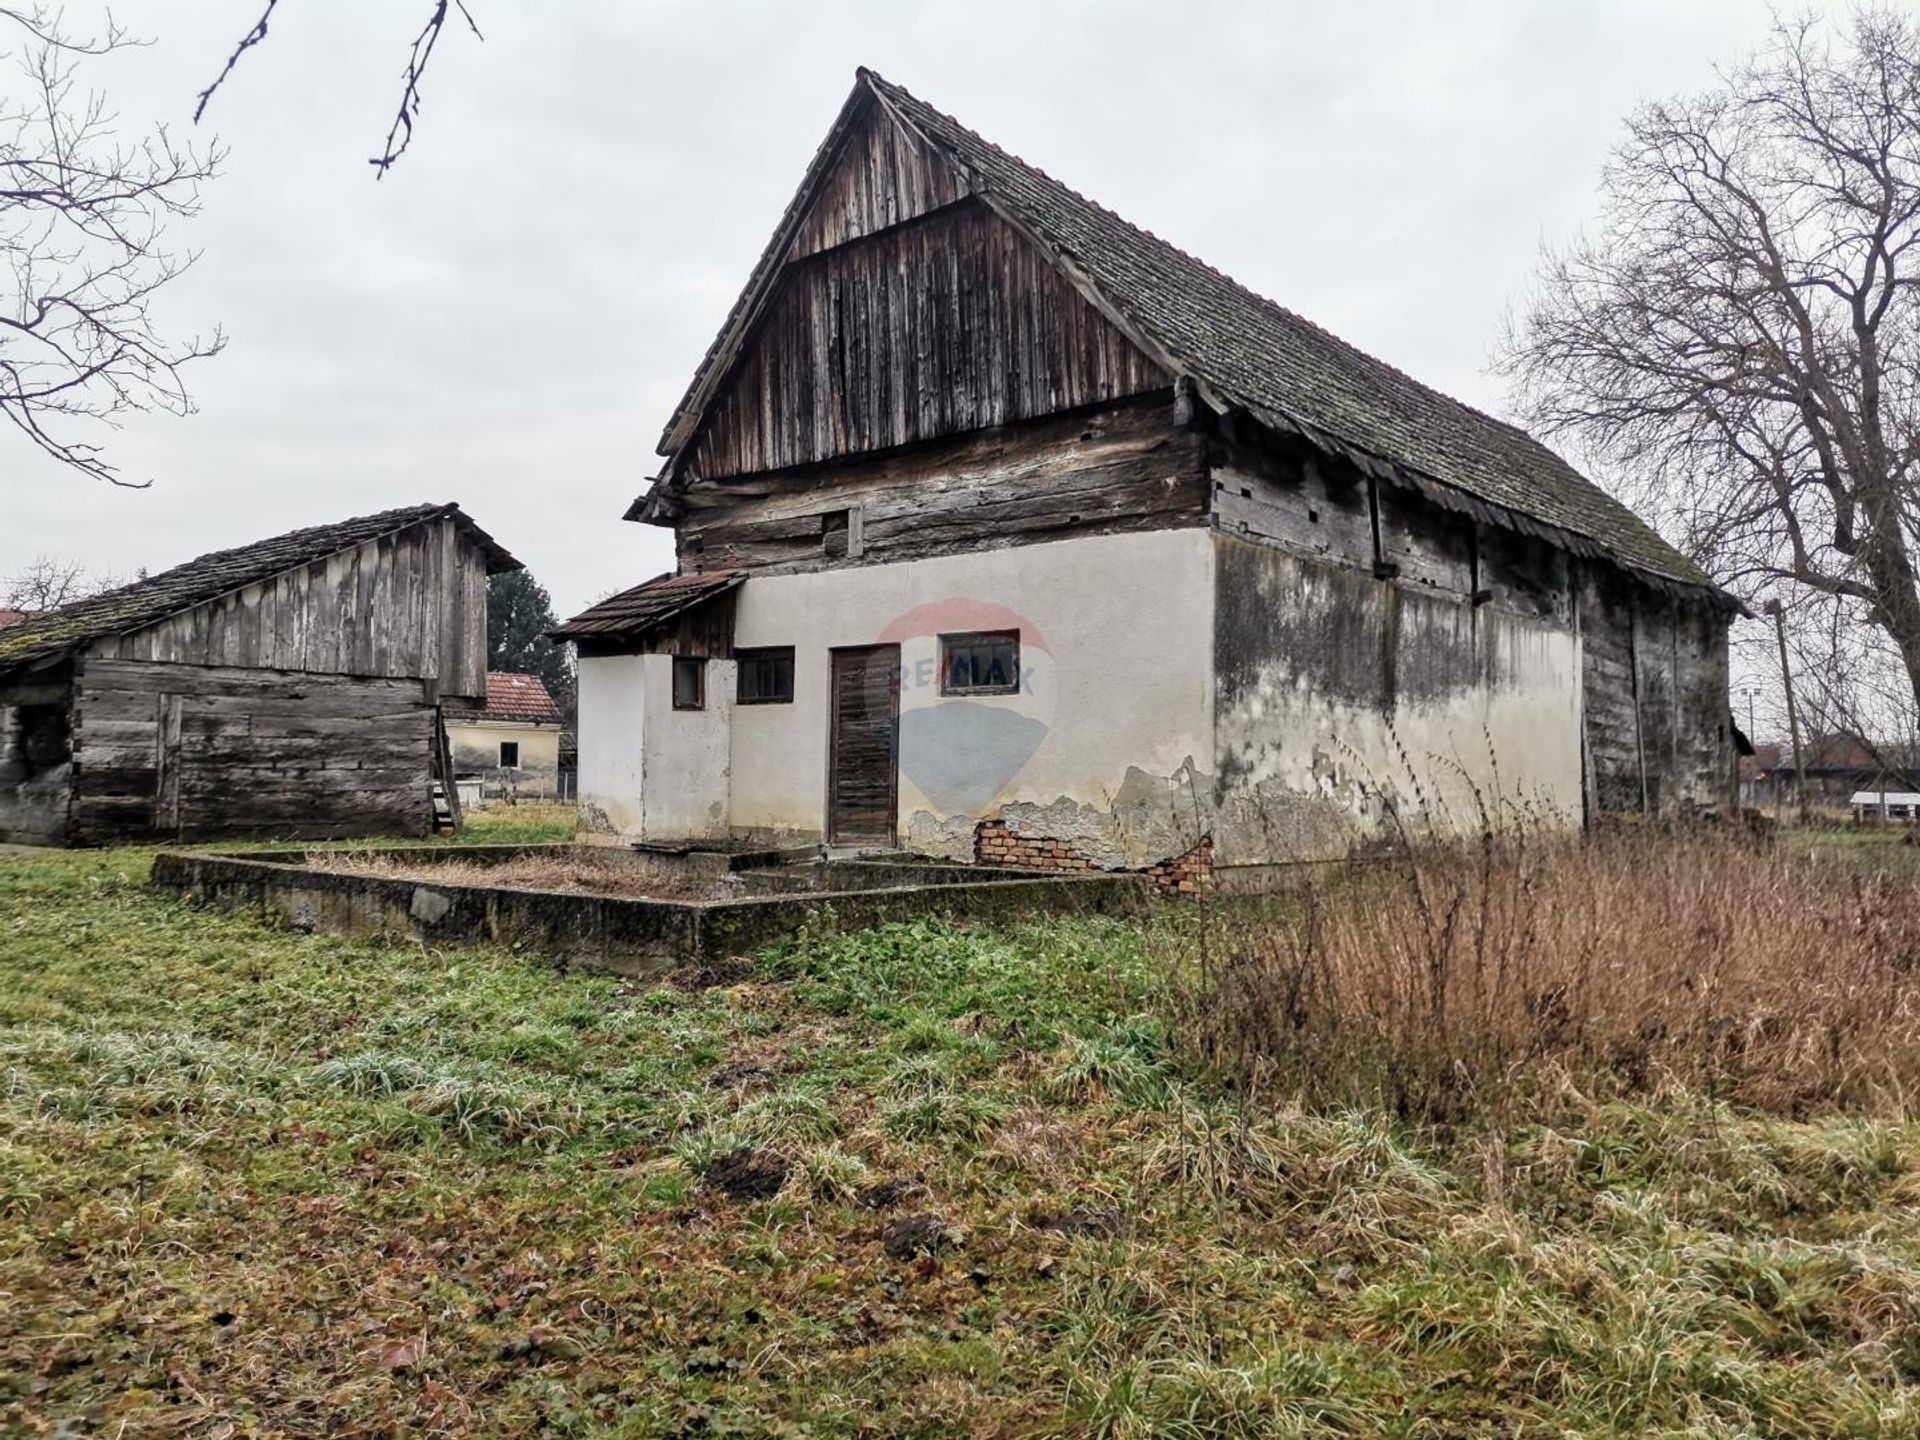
[1144,834,1213,896]
[973,820,1213,896]
[974,819,1097,871]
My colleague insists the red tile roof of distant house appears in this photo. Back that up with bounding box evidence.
[483,671,562,725]
[0,609,36,631]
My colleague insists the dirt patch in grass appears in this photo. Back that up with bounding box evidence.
[703,1146,790,1201]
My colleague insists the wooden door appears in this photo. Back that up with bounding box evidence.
[828,644,900,847]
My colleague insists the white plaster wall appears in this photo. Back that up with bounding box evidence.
[731,528,1217,859]
[577,653,735,844]
[1213,546,1585,866]
[576,653,648,842]
[643,657,734,840]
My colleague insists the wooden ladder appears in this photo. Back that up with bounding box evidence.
[431,709,464,834]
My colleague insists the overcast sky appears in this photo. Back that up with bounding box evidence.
[3,0,1851,627]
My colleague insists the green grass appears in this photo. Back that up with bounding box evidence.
[6,846,1920,1435]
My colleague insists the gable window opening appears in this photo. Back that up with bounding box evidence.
[940,630,1021,697]
[672,656,707,711]
[498,740,520,769]
[737,646,795,705]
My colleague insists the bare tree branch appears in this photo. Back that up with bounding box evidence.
[1,6,224,486]
[192,0,280,126]
[194,1,483,175]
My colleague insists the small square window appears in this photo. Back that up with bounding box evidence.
[736,646,794,704]
[940,630,1020,696]
[672,656,706,711]
[498,740,520,768]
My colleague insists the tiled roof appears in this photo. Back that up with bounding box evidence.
[0,503,519,673]
[551,571,742,641]
[0,609,36,631]
[650,70,1720,597]
[481,671,563,725]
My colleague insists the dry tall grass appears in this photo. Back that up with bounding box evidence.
[1170,825,1920,1126]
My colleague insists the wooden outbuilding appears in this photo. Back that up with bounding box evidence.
[0,503,517,845]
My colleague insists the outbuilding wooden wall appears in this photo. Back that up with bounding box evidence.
[90,518,490,701]
[68,659,434,844]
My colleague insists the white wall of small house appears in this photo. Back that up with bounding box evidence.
[576,652,732,844]
[647,654,734,840]
[729,527,1218,861]
[576,654,648,842]
[447,720,561,781]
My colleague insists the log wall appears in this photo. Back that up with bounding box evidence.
[678,394,1206,574]
[68,658,435,844]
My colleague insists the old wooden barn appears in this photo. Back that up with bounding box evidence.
[560,70,1741,885]
[0,503,517,846]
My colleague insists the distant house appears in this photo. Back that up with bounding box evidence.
[445,672,564,800]
[558,70,1738,879]
[0,609,37,631]
[1852,791,1920,824]
[0,504,518,846]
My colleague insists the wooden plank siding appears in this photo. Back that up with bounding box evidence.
[678,393,1206,574]
[90,518,490,700]
[789,102,973,259]
[680,200,1168,485]
[69,658,435,844]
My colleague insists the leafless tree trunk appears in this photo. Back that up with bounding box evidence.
[1503,7,1920,712]
[2,6,223,486]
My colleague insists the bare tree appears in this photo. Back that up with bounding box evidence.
[1503,8,1920,710]
[2,553,125,611]
[195,1,482,174]
[2,6,223,486]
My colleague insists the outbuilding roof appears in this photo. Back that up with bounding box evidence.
[480,671,563,726]
[646,69,1719,598]
[0,503,519,674]
[550,571,742,643]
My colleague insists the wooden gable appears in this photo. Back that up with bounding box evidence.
[92,517,493,700]
[673,104,1169,485]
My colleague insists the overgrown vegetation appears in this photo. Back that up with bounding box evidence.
[7,833,1920,1435]
[1172,824,1920,1127]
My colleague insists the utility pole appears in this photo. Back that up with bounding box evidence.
[1764,599,1810,825]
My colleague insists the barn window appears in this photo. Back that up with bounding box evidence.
[672,656,706,711]
[940,631,1020,696]
[821,507,863,560]
[736,647,794,705]
[498,740,520,768]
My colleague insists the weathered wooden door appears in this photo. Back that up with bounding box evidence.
[828,645,900,848]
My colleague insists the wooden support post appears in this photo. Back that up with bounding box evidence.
[1764,599,1810,825]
